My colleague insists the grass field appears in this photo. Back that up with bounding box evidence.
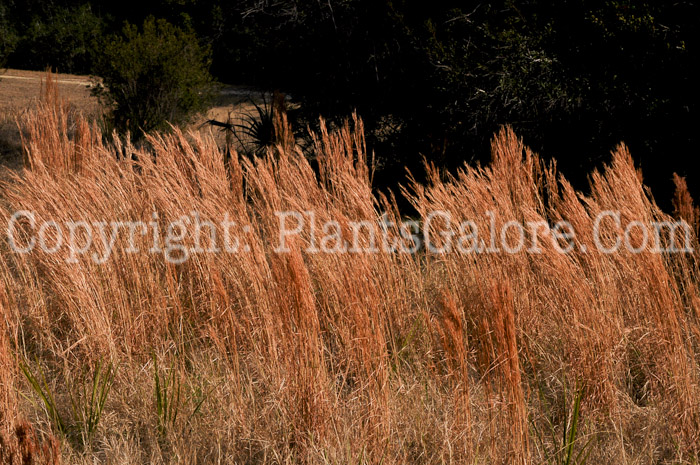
[2,73,700,464]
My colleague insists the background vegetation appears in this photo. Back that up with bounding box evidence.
[91,16,212,135]
[1,0,698,208]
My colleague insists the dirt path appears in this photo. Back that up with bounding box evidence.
[1,69,100,115]
[0,73,92,87]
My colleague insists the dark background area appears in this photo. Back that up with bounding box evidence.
[1,0,698,210]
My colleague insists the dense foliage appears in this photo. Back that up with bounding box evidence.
[1,0,698,206]
[92,17,213,135]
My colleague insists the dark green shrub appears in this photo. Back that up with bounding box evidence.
[0,3,18,68]
[93,17,213,136]
[15,4,103,74]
